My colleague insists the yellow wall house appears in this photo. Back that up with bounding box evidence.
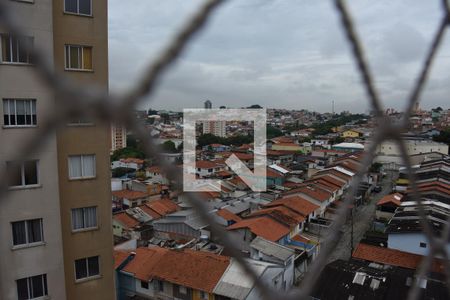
[341,129,362,138]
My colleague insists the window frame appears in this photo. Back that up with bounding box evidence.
[140,280,149,289]
[11,218,45,249]
[74,256,100,282]
[3,98,37,128]
[64,44,93,71]
[63,0,93,17]
[6,160,40,189]
[71,206,98,232]
[16,274,48,300]
[68,154,96,180]
[0,34,33,64]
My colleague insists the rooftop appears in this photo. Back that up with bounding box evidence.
[227,216,290,242]
[122,247,230,293]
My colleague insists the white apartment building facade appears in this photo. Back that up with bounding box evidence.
[203,120,226,137]
[0,0,67,299]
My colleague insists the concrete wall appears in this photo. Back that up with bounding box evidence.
[0,0,66,299]
[388,232,450,257]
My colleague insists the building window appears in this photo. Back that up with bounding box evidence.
[420,242,427,248]
[200,291,208,300]
[6,160,39,187]
[179,285,187,294]
[68,155,95,179]
[3,99,37,127]
[75,256,99,280]
[71,206,97,231]
[16,274,48,300]
[157,280,164,292]
[141,281,149,289]
[11,219,44,247]
[0,34,33,64]
[64,45,92,70]
[64,0,92,16]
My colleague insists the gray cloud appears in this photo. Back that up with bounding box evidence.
[109,0,450,113]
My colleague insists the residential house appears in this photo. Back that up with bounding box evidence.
[387,200,450,256]
[227,216,290,251]
[376,193,403,221]
[111,158,145,170]
[112,190,149,209]
[116,247,230,300]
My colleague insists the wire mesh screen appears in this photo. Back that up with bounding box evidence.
[0,0,449,299]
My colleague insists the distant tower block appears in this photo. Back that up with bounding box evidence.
[413,101,420,113]
[204,100,212,109]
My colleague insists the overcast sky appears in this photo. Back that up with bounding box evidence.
[108,0,450,113]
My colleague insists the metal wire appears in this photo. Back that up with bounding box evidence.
[0,0,449,299]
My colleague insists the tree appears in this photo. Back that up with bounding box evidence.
[433,127,450,148]
[369,162,383,173]
[267,126,283,139]
[160,140,177,153]
[111,147,145,162]
[247,104,263,109]
[112,167,135,178]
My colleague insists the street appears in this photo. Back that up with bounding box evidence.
[326,171,395,263]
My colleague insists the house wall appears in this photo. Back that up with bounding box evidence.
[0,0,66,299]
[246,267,286,300]
[227,229,253,252]
[388,232,450,257]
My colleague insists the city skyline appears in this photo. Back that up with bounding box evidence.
[109,0,450,113]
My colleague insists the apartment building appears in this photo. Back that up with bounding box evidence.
[0,1,114,299]
[203,120,226,137]
[111,123,127,152]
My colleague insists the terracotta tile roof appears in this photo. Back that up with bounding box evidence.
[333,161,360,173]
[145,198,179,217]
[266,150,296,156]
[122,247,230,292]
[266,168,284,178]
[112,190,148,200]
[196,160,222,169]
[271,136,295,143]
[238,143,253,150]
[273,142,300,147]
[113,212,140,229]
[377,193,403,206]
[216,208,242,223]
[139,204,162,219]
[248,206,305,225]
[227,216,290,242]
[216,170,233,177]
[316,175,346,188]
[292,234,313,244]
[352,243,445,273]
[225,152,254,161]
[114,250,131,270]
[120,158,144,164]
[284,185,331,202]
[265,195,319,217]
[147,166,161,173]
[199,191,221,199]
[305,179,340,193]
